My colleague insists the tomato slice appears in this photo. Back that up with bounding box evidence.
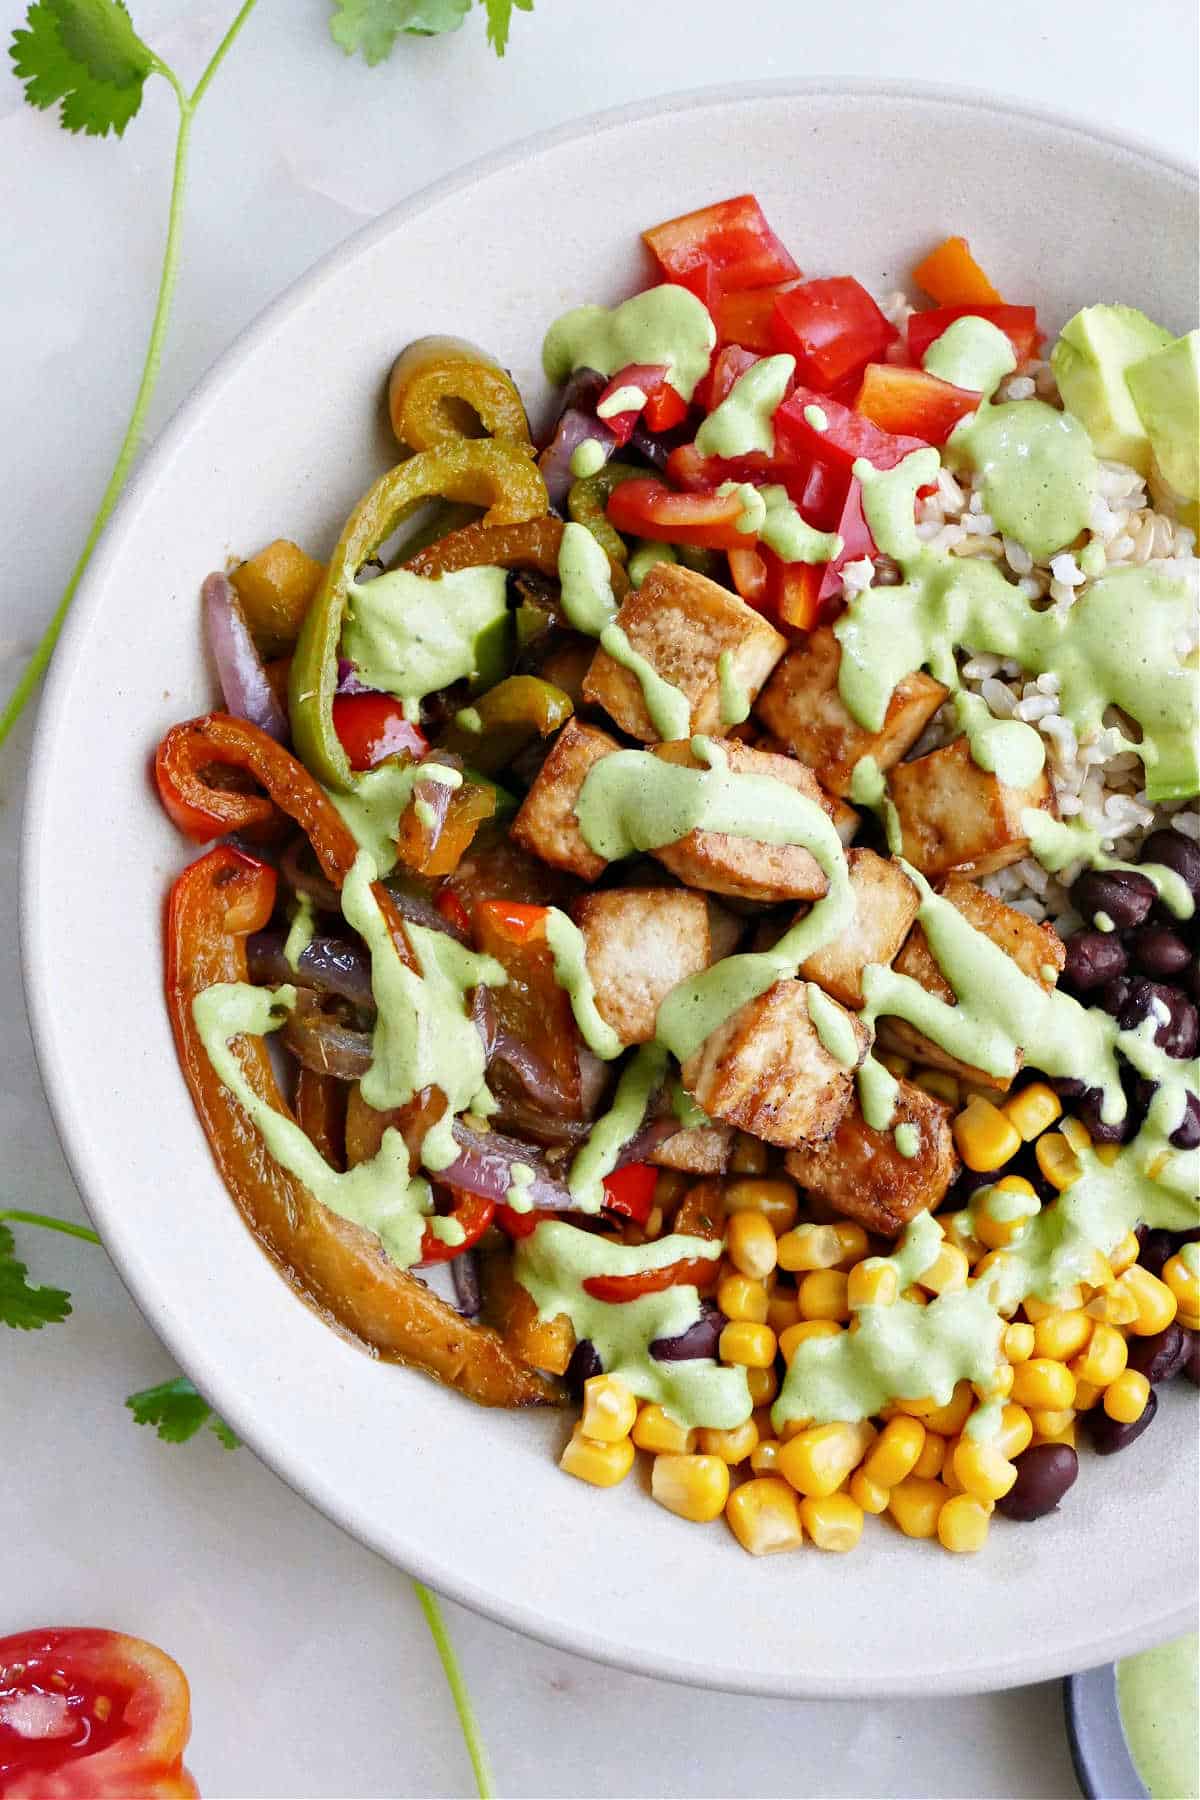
[771,277,898,392]
[713,281,800,351]
[911,235,1003,307]
[606,478,748,550]
[582,1255,715,1304]
[853,363,980,444]
[817,476,876,607]
[418,1191,495,1265]
[774,386,930,476]
[0,1628,196,1796]
[643,194,801,294]
[332,693,428,773]
[906,304,1040,367]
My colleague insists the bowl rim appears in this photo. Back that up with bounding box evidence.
[20,77,1199,1697]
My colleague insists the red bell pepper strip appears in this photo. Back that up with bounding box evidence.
[664,440,773,495]
[643,193,800,294]
[912,235,1003,306]
[695,343,760,415]
[763,550,822,633]
[642,383,689,433]
[597,1160,657,1227]
[906,304,1040,367]
[331,692,427,772]
[817,476,876,606]
[417,1191,496,1265]
[582,1255,716,1304]
[774,387,930,477]
[473,899,548,942]
[606,477,749,551]
[853,363,980,445]
[714,280,800,351]
[727,545,771,610]
[771,277,898,392]
[597,364,671,446]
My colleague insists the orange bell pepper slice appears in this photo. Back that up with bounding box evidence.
[911,235,1003,307]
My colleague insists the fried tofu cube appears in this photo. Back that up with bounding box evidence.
[755,627,948,797]
[876,875,1065,1089]
[582,562,786,741]
[756,735,860,844]
[651,740,834,903]
[797,849,920,1009]
[650,1123,734,1173]
[887,736,1055,878]
[681,979,866,1149]
[784,1079,959,1238]
[573,888,710,1047]
[705,898,745,964]
[511,719,619,880]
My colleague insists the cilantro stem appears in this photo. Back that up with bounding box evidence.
[413,1582,496,1800]
[0,1209,101,1246]
[0,0,261,753]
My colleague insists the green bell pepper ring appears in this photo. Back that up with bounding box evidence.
[437,675,574,775]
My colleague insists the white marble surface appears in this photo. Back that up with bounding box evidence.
[1,2,1195,1794]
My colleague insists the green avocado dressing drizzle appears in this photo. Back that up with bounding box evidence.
[283,891,317,970]
[1021,812,1195,919]
[716,650,751,727]
[566,1043,669,1211]
[543,286,716,402]
[542,907,624,1060]
[557,521,692,738]
[342,565,509,722]
[921,315,1016,400]
[328,759,459,876]
[758,483,843,564]
[695,354,794,457]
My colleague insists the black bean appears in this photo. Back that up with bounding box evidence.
[996,1443,1079,1520]
[651,1300,724,1363]
[1187,960,1200,1007]
[564,1337,602,1397]
[1170,1090,1200,1150]
[1139,1229,1177,1279]
[1071,869,1157,930]
[1185,1332,1200,1388]
[1075,1085,1135,1144]
[1084,1384,1158,1454]
[1125,1321,1191,1384]
[1139,829,1200,905]
[1130,924,1192,980]
[1101,975,1133,1018]
[1117,978,1200,1059]
[1061,930,1128,994]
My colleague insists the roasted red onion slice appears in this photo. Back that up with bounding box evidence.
[538,369,618,508]
[280,837,340,910]
[280,992,373,1081]
[203,572,288,741]
[451,1250,483,1318]
[443,1120,573,1210]
[336,657,377,696]
[247,930,373,1005]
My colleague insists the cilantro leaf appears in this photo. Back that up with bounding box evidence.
[483,0,532,55]
[0,1223,72,1330]
[329,0,471,65]
[9,0,156,138]
[126,1376,240,1449]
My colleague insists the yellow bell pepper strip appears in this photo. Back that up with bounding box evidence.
[436,675,575,776]
[566,461,648,564]
[289,442,549,792]
[387,335,532,452]
[394,774,497,877]
[404,513,628,602]
[166,845,559,1408]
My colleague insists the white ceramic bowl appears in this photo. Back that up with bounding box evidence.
[23,83,1199,1697]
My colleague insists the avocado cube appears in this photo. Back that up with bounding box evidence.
[1051,304,1172,474]
[1127,329,1200,503]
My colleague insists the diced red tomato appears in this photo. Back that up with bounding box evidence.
[597,1161,657,1227]
[332,693,427,773]
[582,1255,715,1304]
[771,277,898,392]
[0,1627,197,1797]
[606,478,749,551]
[434,887,471,935]
[786,454,850,533]
[906,304,1040,367]
[494,1201,540,1238]
[765,550,823,632]
[727,545,770,609]
[817,477,875,606]
[418,1191,495,1265]
[642,383,689,433]
[854,363,980,444]
[774,386,930,476]
[695,344,760,415]
[664,440,773,495]
[911,235,1003,307]
[643,194,800,295]
[713,280,800,351]
[595,364,687,443]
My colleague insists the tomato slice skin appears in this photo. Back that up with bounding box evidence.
[606,478,748,550]
[642,194,800,294]
[0,1627,195,1797]
[906,303,1040,366]
[418,1191,495,1265]
[331,693,427,773]
[771,277,899,392]
[582,1255,715,1303]
[853,362,979,444]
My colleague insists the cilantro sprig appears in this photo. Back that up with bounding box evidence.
[126,1374,241,1448]
[329,0,532,63]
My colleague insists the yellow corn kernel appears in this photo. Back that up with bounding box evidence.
[940,1209,985,1267]
[559,1427,635,1488]
[717,1272,770,1324]
[847,1258,900,1309]
[725,1476,805,1555]
[953,1096,1022,1173]
[887,1476,948,1539]
[1029,1406,1076,1439]
[952,1436,1017,1502]
[766,1290,800,1334]
[1073,1379,1104,1412]
[937,1493,992,1554]
[973,1363,1015,1403]
[1060,1116,1092,1152]
[632,1403,696,1455]
[778,1415,814,1440]
[974,1175,1041,1251]
[849,1467,891,1513]
[914,1068,961,1106]
[972,1250,1022,1316]
[725,1209,780,1281]
[778,1420,876,1498]
[1034,1417,1077,1448]
[940,1439,964,1493]
[798,1269,851,1322]
[746,1366,779,1410]
[1165,1248,1200,1312]
[1086,1287,1139,1326]
[651,1452,730,1522]
[1103,1368,1151,1424]
[749,1437,782,1474]
[778,1223,843,1272]
[697,1416,759,1465]
[1094,1144,1122,1167]
[831,1221,872,1266]
[1118,1265,1178,1336]
[580,1373,638,1443]
[901,1285,929,1307]
[800,1491,865,1551]
[1022,1287,1084,1325]
[920,1381,975,1437]
[1108,1230,1141,1277]
[1003,1321,1035,1364]
[1035,1131,1083,1191]
[725,1177,798,1236]
[1010,1358,1077,1410]
[1033,1309,1093,1363]
[994,1403,1034,1461]
[778,1318,842,1366]
[719,1321,777,1369]
[878,1049,912,1079]
[729,1131,770,1176]
[911,1431,946,1480]
[917,1243,971,1295]
[1001,1081,1062,1141]
[862,1415,926,1488]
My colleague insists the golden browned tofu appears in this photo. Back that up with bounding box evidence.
[705,898,746,964]
[887,737,1055,878]
[651,740,833,903]
[784,1078,959,1238]
[582,562,786,741]
[877,874,1065,1089]
[797,849,920,1009]
[681,979,866,1149]
[573,888,711,1046]
[511,719,619,880]
[649,1123,734,1174]
[755,627,948,797]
